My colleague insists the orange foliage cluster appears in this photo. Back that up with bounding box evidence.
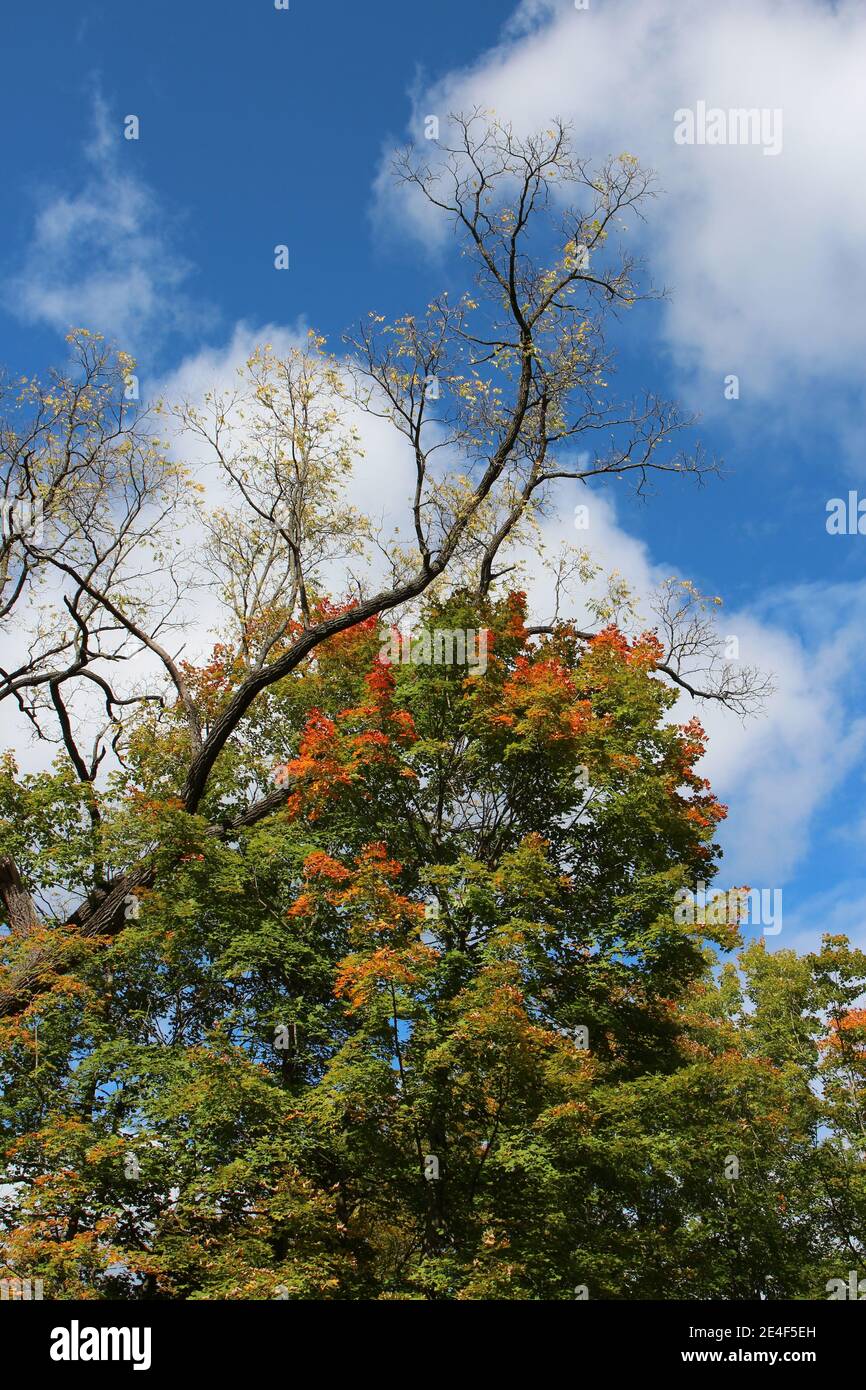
[303,850,352,883]
[504,590,529,638]
[288,842,422,932]
[125,790,185,823]
[310,603,381,668]
[280,659,417,820]
[822,1009,866,1057]
[583,624,665,676]
[334,942,437,1013]
[493,655,592,741]
[178,643,246,712]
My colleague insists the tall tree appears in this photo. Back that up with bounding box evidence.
[1,116,792,1301]
[0,592,850,1299]
[0,118,761,1017]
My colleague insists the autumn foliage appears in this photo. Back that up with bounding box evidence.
[0,593,863,1300]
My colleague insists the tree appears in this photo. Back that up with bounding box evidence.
[0,115,798,1301]
[0,116,768,1019]
[0,588,858,1299]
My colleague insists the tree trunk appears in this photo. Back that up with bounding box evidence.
[0,854,39,935]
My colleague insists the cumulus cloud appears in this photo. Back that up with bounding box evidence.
[695,591,866,888]
[4,94,208,350]
[373,0,866,408]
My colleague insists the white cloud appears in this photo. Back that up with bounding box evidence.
[696,598,866,888]
[4,95,207,350]
[374,0,866,408]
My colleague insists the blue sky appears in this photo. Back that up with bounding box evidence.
[3,0,866,956]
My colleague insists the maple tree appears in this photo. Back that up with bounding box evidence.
[1,592,862,1299]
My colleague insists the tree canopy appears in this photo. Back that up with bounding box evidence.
[0,116,853,1302]
[1,592,863,1299]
